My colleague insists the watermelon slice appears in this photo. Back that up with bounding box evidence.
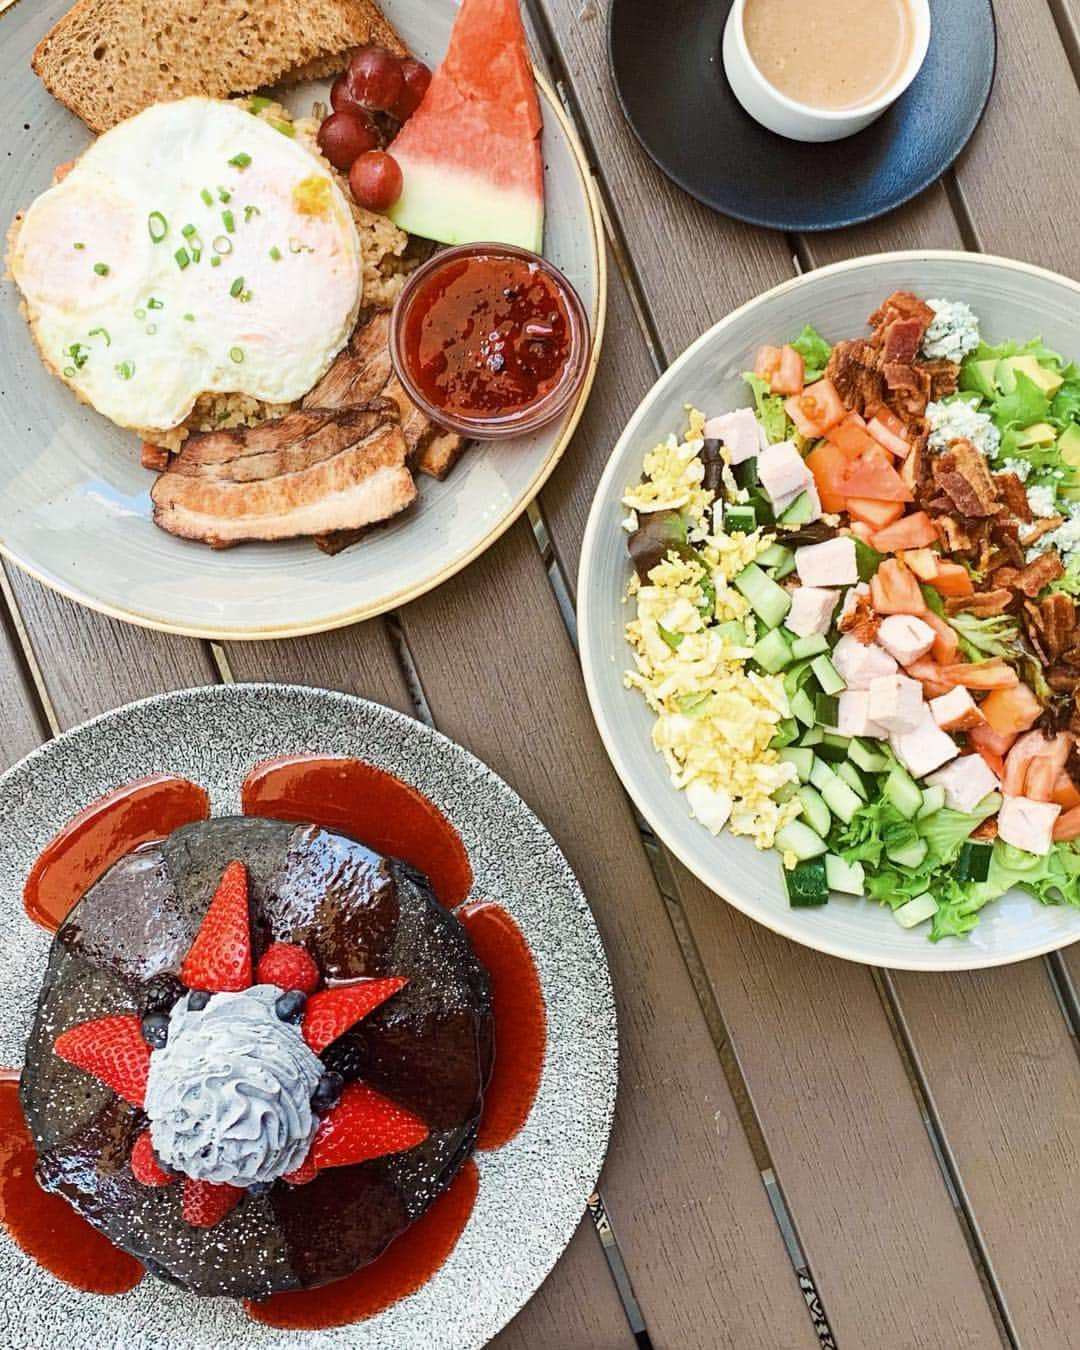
[387,0,544,252]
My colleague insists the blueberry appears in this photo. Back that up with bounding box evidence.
[141,1012,170,1050]
[187,990,211,1012]
[275,990,307,1023]
[247,1180,274,1196]
[141,973,185,1018]
[320,1037,366,1082]
[311,1070,344,1114]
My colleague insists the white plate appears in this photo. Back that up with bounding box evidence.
[0,0,605,638]
[578,251,1080,972]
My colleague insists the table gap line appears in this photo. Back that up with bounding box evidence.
[1045,951,1080,1050]
[940,167,983,253]
[0,564,60,737]
[1044,0,1080,88]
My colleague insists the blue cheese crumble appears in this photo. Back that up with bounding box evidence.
[926,397,1001,456]
[922,298,981,362]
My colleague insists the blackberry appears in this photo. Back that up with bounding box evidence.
[311,1070,344,1114]
[187,990,211,1012]
[141,1012,170,1049]
[275,990,307,1023]
[141,973,185,1018]
[320,1036,366,1082]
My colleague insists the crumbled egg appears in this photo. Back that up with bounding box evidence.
[622,409,800,849]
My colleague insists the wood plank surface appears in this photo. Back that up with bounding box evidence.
[399,517,818,1349]
[0,590,45,764]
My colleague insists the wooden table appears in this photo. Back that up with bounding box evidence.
[4,1,1080,1345]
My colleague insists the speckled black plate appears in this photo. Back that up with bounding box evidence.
[608,0,996,231]
[0,685,617,1350]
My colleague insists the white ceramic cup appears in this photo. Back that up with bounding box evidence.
[722,0,931,143]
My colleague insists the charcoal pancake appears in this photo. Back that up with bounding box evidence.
[19,817,493,1299]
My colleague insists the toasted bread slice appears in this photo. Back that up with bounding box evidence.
[32,0,407,134]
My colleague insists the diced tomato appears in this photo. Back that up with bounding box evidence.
[900,548,940,581]
[784,379,846,437]
[870,511,939,553]
[754,345,781,379]
[937,660,1020,691]
[968,720,1019,758]
[805,442,849,513]
[849,521,876,542]
[1003,730,1070,796]
[922,611,959,664]
[1052,771,1080,811]
[905,659,955,699]
[770,344,805,396]
[1053,807,1080,841]
[847,497,905,530]
[867,414,910,458]
[55,159,76,183]
[979,683,1042,735]
[841,446,913,502]
[1026,758,1062,802]
[869,557,927,615]
[827,413,877,459]
[973,744,1007,779]
[926,562,974,597]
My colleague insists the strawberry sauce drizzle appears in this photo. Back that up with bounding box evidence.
[244,1159,479,1330]
[23,776,209,933]
[240,755,473,908]
[0,1073,143,1294]
[458,902,547,1150]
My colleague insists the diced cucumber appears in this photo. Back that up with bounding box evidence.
[784,856,829,907]
[853,537,885,582]
[790,632,829,659]
[798,725,824,747]
[779,746,814,783]
[752,627,794,674]
[822,731,850,752]
[848,737,889,773]
[835,760,868,800]
[769,718,800,750]
[796,784,832,837]
[778,490,815,526]
[772,551,797,580]
[734,563,791,628]
[783,658,816,698]
[822,776,862,825]
[916,784,946,819]
[893,892,938,929]
[825,853,866,896]
[734,457,759,489]
[956,840,992,883]
[714,619,749,646]
[814,692,839,727]
[809,758,837,792]
[775,781,800,804]
[884,765,923,820]
[790,687,816,726]
[816,737,849,763]
[774,819,828,860]
[757,542,792,569]
[723,504,757,534]
[745,486,774,525]
[886,837,929,869]
[810,654,846,696]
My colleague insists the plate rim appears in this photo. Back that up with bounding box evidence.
[606,0,997,232]
[0,65,608,641]
[578,248,1080,972]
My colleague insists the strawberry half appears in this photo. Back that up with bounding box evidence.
[53,1015,151,1107]
[131,1130,172,1187]
[283,1154,319,1186]
[180,860,252,993]
[255,942,320,995]
[302,977,408,1054]
[309,1082,428,1170]
[181,1178,244,1228]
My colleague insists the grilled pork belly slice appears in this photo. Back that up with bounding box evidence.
[151,405,415,548]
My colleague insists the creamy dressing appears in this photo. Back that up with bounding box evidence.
[743,0,915,110]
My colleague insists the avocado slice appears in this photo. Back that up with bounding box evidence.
[996,354,1065,397]
[1059,422,1080,467]
[1013,421,1058,448]
[966,357,1000,401]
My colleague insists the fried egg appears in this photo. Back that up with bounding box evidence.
[10,97,362,434]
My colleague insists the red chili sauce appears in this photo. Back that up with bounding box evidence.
[401,253,573,422]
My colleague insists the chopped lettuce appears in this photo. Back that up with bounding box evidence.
[790,325,832,383]
[944,610,1022,662]
[930,841,1080,939]
[742,372,792,445]
[1050,555,1080,597]
[991,371,1051,438]
[964,335,1066,368]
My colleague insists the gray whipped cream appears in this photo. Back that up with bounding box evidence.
[144,985,323,1186]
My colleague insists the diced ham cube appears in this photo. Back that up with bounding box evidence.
[784,586,839,638]
[929,686,983,732]
[795,536,858,587]
[702,408,762,464]
[997,795,1061,856]
[876,613,936,667]
[889,707,958,779]
[837,690,887,739]
[925,755,1001,813]
[758,440,813,506]
[867,674,924,733]
[832,633,898,689]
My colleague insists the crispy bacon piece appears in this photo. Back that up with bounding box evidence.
[993,473,1033,523]
[934,515,976,555]
[880,317,926,366]
[837,591,880,644]
[970,817,999,842]
[923,359,959,400]
[1015,552,1065,597]
[1041,593,1078,661]
[868,291,935,342]
[932,438,1002,517]
[989,565,1021,591]
[823,339,884,415]
[1021,516,1064,547]
[882,361,932,421]
[943,589,1014,617]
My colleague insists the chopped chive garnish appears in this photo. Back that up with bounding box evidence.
[145,324,157,335]
[183,313,195,321]
[72,242,85,250]
[269,245,282,261]
[222,209,235,233]
[229,276,245,297]
[243,204,260,223]
[175,247,190,270]
[191,247,202,263]
[147,297,164,310]
[200,188,213,206]
[211,255,222,267]
[217,408,232,423]
[93,262,109,276]
[63,366,76,378]
[217,186,231,203]
[115,361,135,380]
[88,326,111,345]
[228,152,252,169]
[212,235,233,254]
[269,118,295,138]
[249,95,273,114]
[65,342,89,369]
[181,223,196,238]
[288,237,302,253]
[148,211,168,242]
[229,346,245,363]
[135,308,146,320]
[240,289,252,303]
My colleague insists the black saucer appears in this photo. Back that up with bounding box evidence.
[608,0,996,232]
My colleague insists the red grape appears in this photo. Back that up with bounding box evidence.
[393,58,432,120]
[330,75,357,114]
[347,46,405,112]
[349,151,404,212]
[317,110,380,171]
